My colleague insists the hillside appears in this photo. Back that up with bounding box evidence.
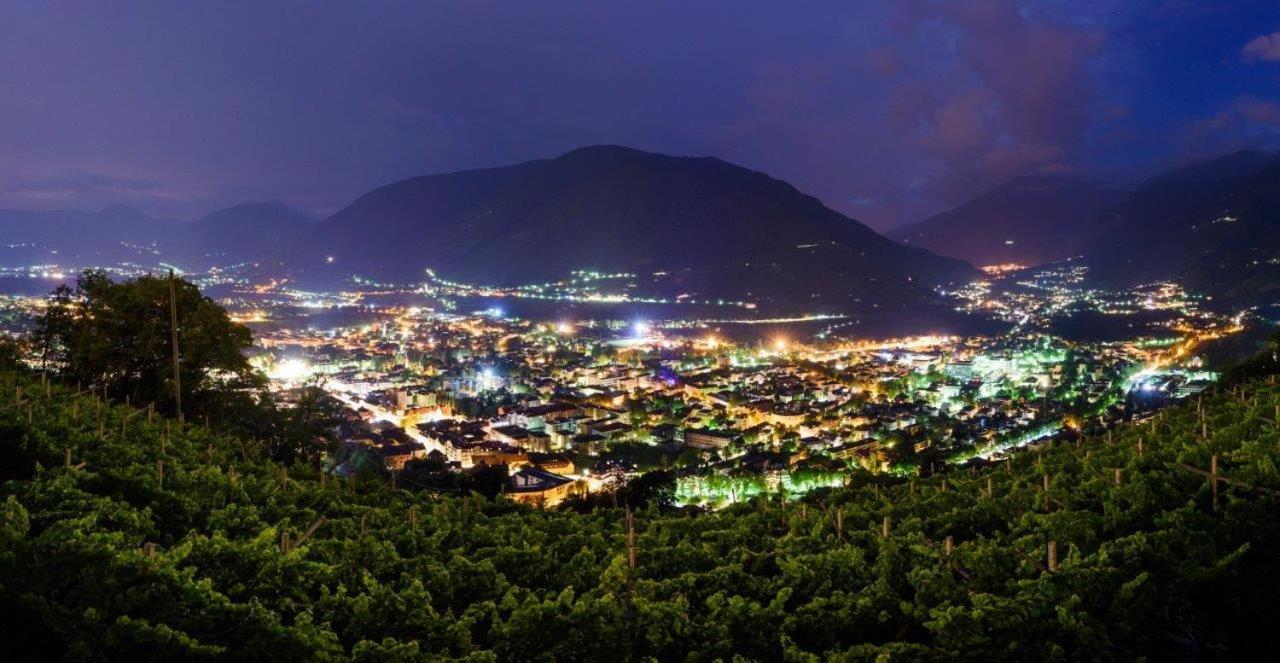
[1082,150,1280,301]
[2,358,1279,657]
[179,202,316,268]
[285,146,976,313]
[0,205,167,266]
[889,175,1125,267]
[0,202,314,271]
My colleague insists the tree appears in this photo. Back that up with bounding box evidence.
[33,271,339,463]
[35,270,257,418]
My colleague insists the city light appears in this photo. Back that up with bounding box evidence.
[269,358,311,382]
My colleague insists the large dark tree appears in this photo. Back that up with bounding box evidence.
[35,270,257,416]
[33,270,340,463]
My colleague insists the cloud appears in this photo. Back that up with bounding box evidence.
[1235,97,1280,126]
[1242,32,1280,62]
[901,0,1106,201]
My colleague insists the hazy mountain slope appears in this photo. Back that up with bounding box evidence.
[1081,150,1280,302]
[889,175,1126,266]
[287,145,976,312]
[180,202,316,268]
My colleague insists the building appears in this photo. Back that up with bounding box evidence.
[684,427,735,450]
[507,467,576,507]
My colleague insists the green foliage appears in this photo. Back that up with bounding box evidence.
[35,270,257,416]
[1,368,1279,659]
[32,273,341,465]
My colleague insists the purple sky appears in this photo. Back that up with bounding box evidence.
[3,1,1280,230]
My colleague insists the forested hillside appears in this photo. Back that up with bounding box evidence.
[2,356,1280,659]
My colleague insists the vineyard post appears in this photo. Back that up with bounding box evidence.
[1047,540,1058,572]
[169,269,183,423]
[1211,454,1219,511]
[882,515,891,538]
[156,460,164,490]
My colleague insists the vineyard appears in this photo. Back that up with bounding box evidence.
[2,363,1279,660]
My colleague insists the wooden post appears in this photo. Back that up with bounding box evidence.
[1005,458,1012,474]
[986,476,993,498]
[280,531,290,554]
[1047,540,1058,572]
[626,507,636,570]
[941,479,948,493]
[156,460,164,490]
[1114,468,1122,487]
[294,517,326,548]
[882,515,890,538]
[835,509,844,541]
[1210,454,1219,511]
[1202,420,1208,442]
[64,448,71,468]
[360,513,368,538]
[169,269,183,423]
[944,535,953,557]
[142,542,157,557]
[407,505,417,531]
[1137,437,1144,456]
[1042,474,1050,512]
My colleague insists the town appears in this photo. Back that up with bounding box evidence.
[225,263,1237,508]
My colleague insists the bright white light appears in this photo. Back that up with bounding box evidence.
[633,321,650,337]
[556,321,574,335]
[326,255,335,264]
[270,358,311,382]
[482,367,496,379]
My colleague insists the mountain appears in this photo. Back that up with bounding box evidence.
[0,205,168,266]
[1080,150,1280,302]
[888,175,1126,267]
[0,201,314,271]
[286,145,976,313]
[180,201,316,268]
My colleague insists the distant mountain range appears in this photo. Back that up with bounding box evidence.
[7,144,1280,312]
[888,175,1126,267]
[0,201,315,270]
[1080,150,1280,303]
[282,145,976,313]
[888,148,1280,306]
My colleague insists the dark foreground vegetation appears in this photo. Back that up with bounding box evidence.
[3,314,1280,658]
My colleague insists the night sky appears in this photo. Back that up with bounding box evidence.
[3,1,1280,230]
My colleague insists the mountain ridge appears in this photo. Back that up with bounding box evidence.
[888,174,1127,267]
[284,145,977,314]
